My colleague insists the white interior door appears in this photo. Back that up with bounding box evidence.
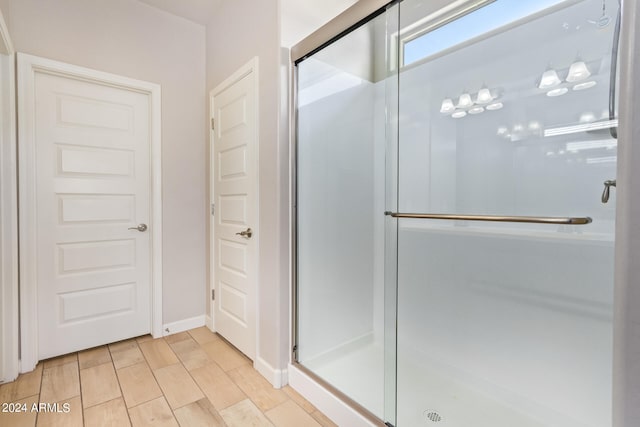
[21,56,156,360]
[211,60,258,360]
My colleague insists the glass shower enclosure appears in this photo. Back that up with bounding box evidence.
[294,0,619,426]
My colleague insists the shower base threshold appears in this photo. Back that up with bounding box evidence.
[295,341,601,426]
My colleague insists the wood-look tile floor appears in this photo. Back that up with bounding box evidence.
[0,328,337,427]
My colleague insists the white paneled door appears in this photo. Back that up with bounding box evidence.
[19,55,160,362]
[211,59,258,360]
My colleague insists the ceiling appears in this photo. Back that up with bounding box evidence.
[136,0,222,25]
[135,0,358,45]
[281,0,358,47]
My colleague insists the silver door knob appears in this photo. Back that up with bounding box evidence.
[235,228,252,238]
[128,223,148,232]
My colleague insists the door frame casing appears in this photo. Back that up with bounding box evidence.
[0,51,18,383]
[0,6,17,383]
[17,53,163,372]
[209,57,260,353]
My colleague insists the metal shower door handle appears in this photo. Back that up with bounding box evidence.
[602,180,616,203]
[236,228,252,238]
[385,212,592,224]
[128,223,148,232]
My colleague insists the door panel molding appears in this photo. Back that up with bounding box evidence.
[17,53,163,372]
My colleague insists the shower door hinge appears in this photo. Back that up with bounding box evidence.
[211,118,215,130]
[211,289,215,300]
[292,345,298,360]
[211,203,215,216]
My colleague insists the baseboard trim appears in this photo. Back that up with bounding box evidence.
[205,315,213,331]
[162,315,206,336]
[254,356,288,389]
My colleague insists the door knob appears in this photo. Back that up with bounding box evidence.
[235,228,252,238]
[128,223,148,232]
[602,180,616,203]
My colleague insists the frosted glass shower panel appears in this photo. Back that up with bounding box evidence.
[395,0,617,426]
[295,9,392,419]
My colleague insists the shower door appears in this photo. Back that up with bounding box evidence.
[392,0,619,426]
[294,4,399,422]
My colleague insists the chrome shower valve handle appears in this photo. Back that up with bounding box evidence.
[602,180,616,203]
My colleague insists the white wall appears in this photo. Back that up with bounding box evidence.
[206,0,290,382]
[0,0,208,325]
